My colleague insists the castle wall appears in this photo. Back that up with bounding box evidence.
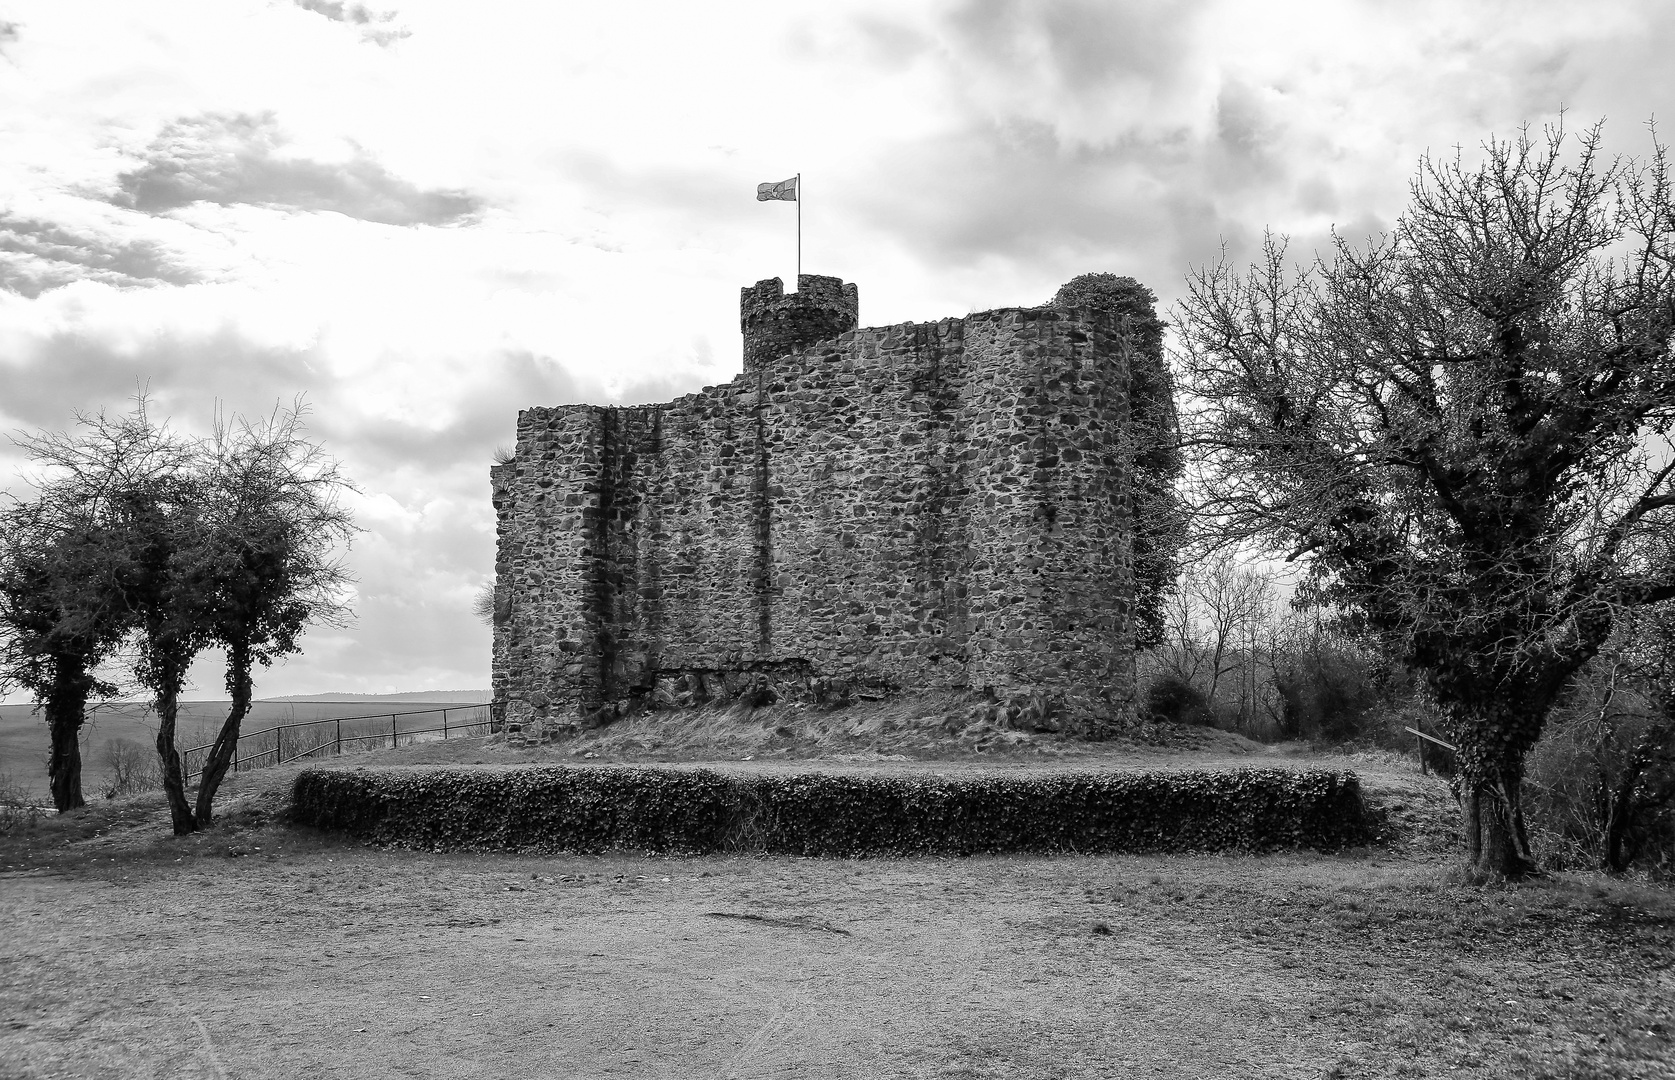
[492,304,1136,736]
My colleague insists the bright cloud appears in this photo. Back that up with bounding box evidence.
[0,0,1670,698]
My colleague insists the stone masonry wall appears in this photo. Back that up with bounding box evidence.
[492,283,1137,738]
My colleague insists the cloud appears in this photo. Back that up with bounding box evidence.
[290,0,409,47]
[114,113,480,227]
[847,16,934,70]
[851,120,1179,265]
[937,0,1218,144]
[948,0,1205,95]
[0,321,321,435]
[0,213,203,298]
[2,0,1672,701]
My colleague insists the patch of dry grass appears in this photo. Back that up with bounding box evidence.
[2,825,1670,1078]
[2,719,1668,1077]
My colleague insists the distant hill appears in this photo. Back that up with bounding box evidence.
[260,690,493,704]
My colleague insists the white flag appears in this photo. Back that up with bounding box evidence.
[756,177,797,201]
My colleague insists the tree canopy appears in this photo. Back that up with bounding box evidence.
[1174,119,1675,877]
[0,404,196,812]
[0,399,355,830]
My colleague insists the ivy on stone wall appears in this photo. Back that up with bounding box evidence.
[1051,274,1186,650]
[290,764,1370,856]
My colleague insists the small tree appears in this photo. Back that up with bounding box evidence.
[127,460,214,834]
[186,405,355,828]
[1270,611,1379,743]
[1154,552,1276,727]
[1175,119,1675,878]
[0,404,194,813]
[1531,602,1675,873]
[471,582,495,626]
[0,508,125,812]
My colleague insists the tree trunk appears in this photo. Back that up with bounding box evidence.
[1464,770,1538,879]
[44,667,91,813]
[193,641,252,828]
[1601,727,1666,873]
[153,669,198,836]
[45,712,84,813]
[1601,766,1638,873]
[46,710,84,813]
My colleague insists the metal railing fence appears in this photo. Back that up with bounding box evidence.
[181,701,504,784]
[1404,725,1457,777]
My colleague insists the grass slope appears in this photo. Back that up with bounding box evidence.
[0,709,1666,1077]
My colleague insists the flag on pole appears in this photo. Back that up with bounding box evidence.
[756,176,798,201]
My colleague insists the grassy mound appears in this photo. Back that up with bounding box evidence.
[290,763,1372,857]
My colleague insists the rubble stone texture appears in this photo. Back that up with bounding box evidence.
[492,273,1140,739]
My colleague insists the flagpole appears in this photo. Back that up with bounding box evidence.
[796,173,802,283]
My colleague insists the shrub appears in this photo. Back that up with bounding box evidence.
[1275,650,1381,744]
[101,738,162,798]
[1145,675,1213,727]
[0,771,45,833]
[1525,700,1675,877]
[290,764,1371,856]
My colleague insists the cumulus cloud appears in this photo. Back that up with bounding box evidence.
[1,0,1671,700]
[0,214,203,297]
[948,0,1208,98]
[290,0,409,46]
[114,113,480,227]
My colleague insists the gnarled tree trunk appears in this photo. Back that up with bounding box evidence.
[1461,765,1538,879]
[45,717,84,812]
[1443,691,1550,881]
[193,640,252,827]
[46,711,83,813]
[151,660,198,836]
[44,666,93,813]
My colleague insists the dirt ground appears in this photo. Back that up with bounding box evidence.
[1,730,1672,1079]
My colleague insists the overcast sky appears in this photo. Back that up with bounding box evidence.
[2,0,1672,699]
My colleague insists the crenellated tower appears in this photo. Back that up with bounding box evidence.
[740,274,858,373]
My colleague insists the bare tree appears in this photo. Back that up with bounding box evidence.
[0,403,194,812]
[1197,556,1274,708]
[1175,118,1675,878]
[471,582,495,627]
[184,403,356,829]
[127,450,214,834]
[1532,602,1675,872]
[1156,552,1274,720]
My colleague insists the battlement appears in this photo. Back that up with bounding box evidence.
[740,273,859,374]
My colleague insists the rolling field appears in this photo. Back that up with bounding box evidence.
[0,693,492,804]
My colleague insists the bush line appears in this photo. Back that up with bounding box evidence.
[289,765,1372,856]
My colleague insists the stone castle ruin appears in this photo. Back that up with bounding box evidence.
[491,272,1168,740]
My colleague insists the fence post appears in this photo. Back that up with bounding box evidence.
[336,718,342,757]
[392,713,398,750]
[444,708,449,740]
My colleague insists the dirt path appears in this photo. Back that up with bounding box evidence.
[0,738,1667,1078]
[4,843,1672,1080]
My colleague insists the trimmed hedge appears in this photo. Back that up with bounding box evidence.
[289,765,1372,856]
